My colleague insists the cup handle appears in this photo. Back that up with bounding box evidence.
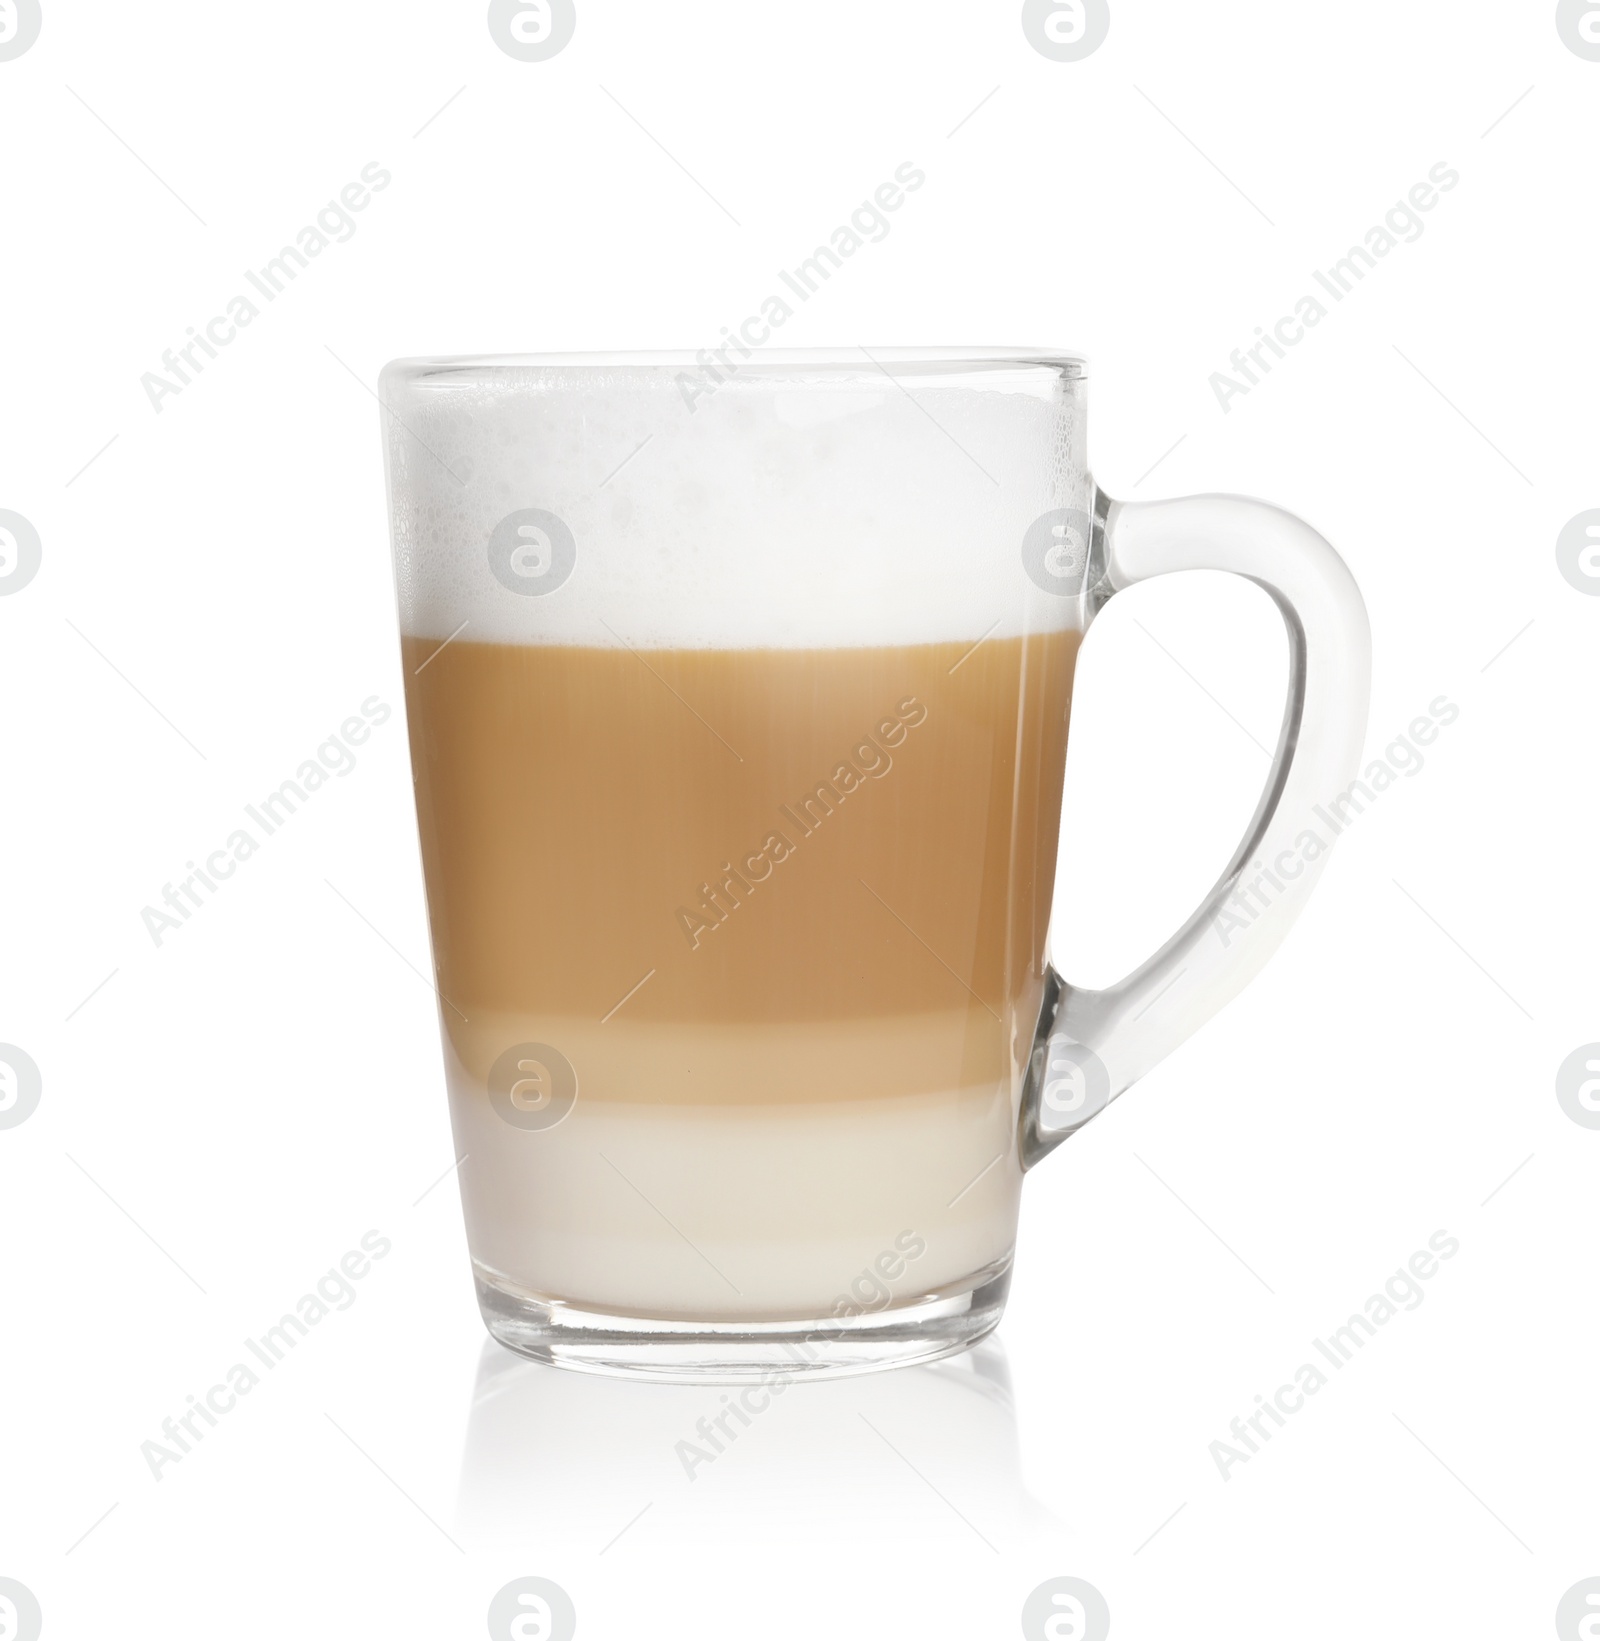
[1020,490,1373,1166]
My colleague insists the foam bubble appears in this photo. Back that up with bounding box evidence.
[382,354,1091,649]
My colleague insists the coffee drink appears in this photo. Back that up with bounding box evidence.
[384,353,1108,1357]
[402,629,1078,1317]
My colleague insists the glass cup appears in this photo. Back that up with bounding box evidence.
[378,349,1370,1380]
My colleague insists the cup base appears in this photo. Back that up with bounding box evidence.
[474,1258,1012,1382]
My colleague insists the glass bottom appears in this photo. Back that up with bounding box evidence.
[474,1257,1012,1382]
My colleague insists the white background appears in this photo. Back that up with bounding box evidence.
[2,2,1597,1637]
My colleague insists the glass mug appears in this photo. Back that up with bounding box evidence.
[378,350,1370,1380]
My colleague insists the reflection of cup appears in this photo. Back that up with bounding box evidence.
[457,1335,1046,1553]
[379,350,1370,1378]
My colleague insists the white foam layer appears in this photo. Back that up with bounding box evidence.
[382,360,1091,648]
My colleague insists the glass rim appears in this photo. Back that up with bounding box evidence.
[381,347,1087,381]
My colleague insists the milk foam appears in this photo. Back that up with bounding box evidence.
[382,356,1091,649]
[448,1061,1022,1317]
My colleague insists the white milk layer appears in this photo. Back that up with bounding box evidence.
[382,357,1090,649]
[446,1066,1022,1320]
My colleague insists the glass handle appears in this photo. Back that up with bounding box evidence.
[1020,491,1372,1167]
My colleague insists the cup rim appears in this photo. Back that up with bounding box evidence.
[381,347,1087,380]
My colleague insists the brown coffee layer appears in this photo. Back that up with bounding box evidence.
[401,633,1077,1100]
